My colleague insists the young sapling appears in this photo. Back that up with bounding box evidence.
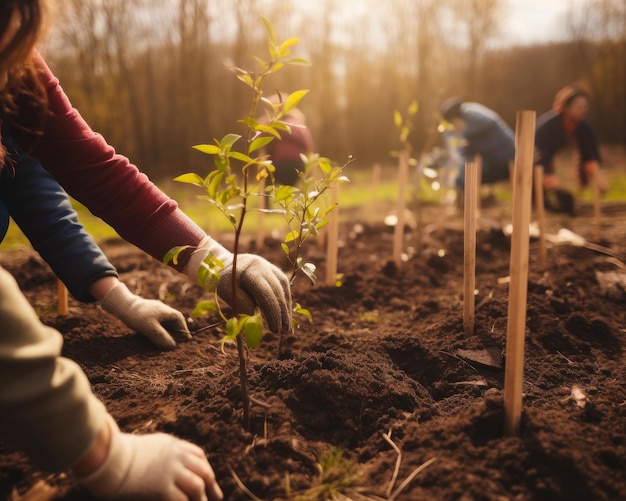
[164,18,349,430]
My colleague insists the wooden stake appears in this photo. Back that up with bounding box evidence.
[58,279,69,315]
[325,182,339,286]
[504,110,536,437]
[393,150,410,268]
[474,154,482,217]
[463,161,478,336]
[533,166,547,268]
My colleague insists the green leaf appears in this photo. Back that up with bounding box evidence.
[284,89,309,113]
[236,73,254,88]
[197,253,224,288]
[274,184,296,203]
[278,37,299,55]
[225,317,241,337]
[249,136,274,153]
[174,173,205,187]
[393,110,402,128]
[408,100,419,115]
[220,133,242,151]
[207,171,224,200]
[294,302,313,323]
[286,57,311,66]
[220,317,240,353]
[318,158,333,175]
[284,230,299,243]
[269,61,284,74]
[256,124,282,139]
[193,144,221,155]
[243,313,264,349]
[162,245,188,266]
[229,151,254,165]
[191,300,220,318]
[262,17,277,45]
[316,219,330,231]
[400,127,409,142]
[280,242,290,256]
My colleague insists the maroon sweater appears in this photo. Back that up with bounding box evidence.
[9,53,206,270]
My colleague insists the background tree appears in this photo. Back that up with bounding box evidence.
[41,0,625,182]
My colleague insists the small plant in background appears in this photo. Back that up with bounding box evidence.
[389,100,419,266]
[164,18,348,430]
[272,151,352,352]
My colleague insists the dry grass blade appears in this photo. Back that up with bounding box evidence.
[388,457,437,501]
[381,430,401,498]
[228,465,264,501]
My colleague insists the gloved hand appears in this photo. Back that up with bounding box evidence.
[100,283,190,350]
[76,415,223,501]
[187,237,292,333]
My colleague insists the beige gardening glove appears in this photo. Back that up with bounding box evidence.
[76,415,223,501]
[100,283,190,350]
[187,237,292,334]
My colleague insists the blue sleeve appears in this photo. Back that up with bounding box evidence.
[461,103,503,140]
[0,137,117,302]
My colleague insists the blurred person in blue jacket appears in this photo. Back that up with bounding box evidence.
[439,97,515,191]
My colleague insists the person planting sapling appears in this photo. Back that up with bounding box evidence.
[0,0,292,499]
[0,138,196,351]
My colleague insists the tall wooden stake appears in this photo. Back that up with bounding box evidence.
[325,182,339,286]
[533,166,547,268]
[504,110,536,437]
[58,279,69,315]
[474,154,482,217]
[393,150,410,268]
[463,161,478,336]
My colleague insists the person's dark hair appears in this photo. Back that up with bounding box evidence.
[439,97,463,121]
[0,0,49,169]
[553,85,590,112]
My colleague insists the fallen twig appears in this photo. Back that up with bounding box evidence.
[382,430,402,499]
[228,465,263,501]
[381,430,437,501]
[389,457,437,501]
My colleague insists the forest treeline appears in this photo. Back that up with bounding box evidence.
[41,0,625,180]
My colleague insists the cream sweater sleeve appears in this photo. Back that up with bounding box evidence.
[0,266,107,472]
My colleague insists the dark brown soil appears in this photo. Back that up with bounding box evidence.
[1,199,626,501]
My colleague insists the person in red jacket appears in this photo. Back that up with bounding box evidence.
[263,101,314,186]
[535,84,607,213]
[0,1,291,499]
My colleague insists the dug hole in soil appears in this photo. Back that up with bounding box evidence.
[1,196,625,501]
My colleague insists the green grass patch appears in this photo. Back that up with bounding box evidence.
[2,156,624,252]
